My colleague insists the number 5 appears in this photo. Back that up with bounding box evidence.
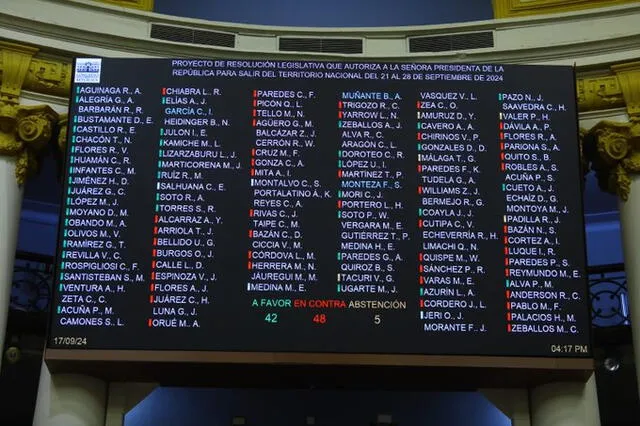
[374,314,381,325]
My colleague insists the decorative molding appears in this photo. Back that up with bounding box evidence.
[493,0,640,19]
[23,57,73,98]
[576,74,625,112]
[92,0,153,11]
[0,42,72,99]
[611,61,640,117]
[0,41,38,103]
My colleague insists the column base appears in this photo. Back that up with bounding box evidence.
[530,374,601,426]
[33,361,107,426]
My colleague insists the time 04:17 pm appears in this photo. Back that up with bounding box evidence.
[550,344,589,355]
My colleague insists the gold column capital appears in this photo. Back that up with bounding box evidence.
[0,101,59,185]
[584,119,640,200]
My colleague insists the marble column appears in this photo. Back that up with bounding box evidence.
[530,375,601,426]
[0,153,22,371]
[32,362,107,426]
[0,101,58,371]
[585,117,640,393]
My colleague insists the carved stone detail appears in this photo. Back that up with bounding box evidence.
[57,113,68,155]
[577,75,625,112]
[0,42,38,104]
[0,102,59,185]
[584,120,640,200]
[24,58,73,98]
[0,42,72,99]
[612,61,640,119]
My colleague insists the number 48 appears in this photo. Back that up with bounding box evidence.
[313,314,327,324]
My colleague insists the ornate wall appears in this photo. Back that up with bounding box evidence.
[493,0,640,18]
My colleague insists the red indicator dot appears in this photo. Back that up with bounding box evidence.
[152,249,157,257]
[500,132,505,140]
[250,169,255,176]
[501,163,505,171]
[253,90,257,97]
[251,158,255,166]
[419,276,425,284]
[506,301,511,310]
[153,238,158,246]
[419,265,424,273]
[248,261,252,270]
[253,99,257,107]
[420,300,425,307]
[416,133,421,141]
[507,324,512,332]
[249,209,254,217]
[149,283,154,291]
[152,260,156,269]
[149,295,154,303]
[506,291,511,299]
[500,152,505,161]
[338,170,343,178]
[252,109,257,117]
[499,122,504,130]
[338,101,343,109]
[338,111,343,118]
[154,215,159,223]
[252,119,257,127]
[248,250,252,259]
[416,101,421,109]
[505,268,510,277]
[153,226,158,235]
[148,319,152,327]
[507,312,512,321]
[337,200,342,208]
[251,148,256,156]
[504,257,509,266]
[249,230,254,238]
[161,88,166,95]
[500,143,505,151]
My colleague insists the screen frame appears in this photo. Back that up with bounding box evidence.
[45,57,595,389]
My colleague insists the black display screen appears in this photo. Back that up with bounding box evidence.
[48,58,590,358]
